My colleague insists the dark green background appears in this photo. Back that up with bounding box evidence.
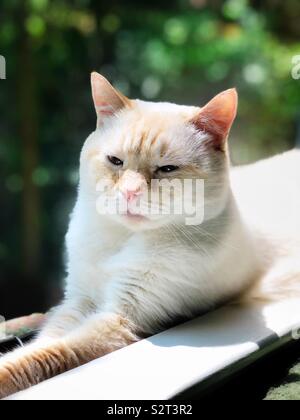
[0,0,299,319]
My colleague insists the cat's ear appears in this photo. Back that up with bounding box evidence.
[91,72,132,128]
[191,89,238,151]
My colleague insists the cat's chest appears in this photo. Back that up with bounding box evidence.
[72,229,146,275]
[98,234,149,274]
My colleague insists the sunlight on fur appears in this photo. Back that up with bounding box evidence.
[0,72,299,399]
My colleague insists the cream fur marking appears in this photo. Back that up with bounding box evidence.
[0,314,138,398]
[0,73,299,398]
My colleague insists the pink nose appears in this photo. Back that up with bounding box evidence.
[123,189,142,202]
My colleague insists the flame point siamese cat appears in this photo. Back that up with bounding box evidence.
[1,73,299,398]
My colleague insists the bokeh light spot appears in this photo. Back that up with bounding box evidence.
[165,18,189,45]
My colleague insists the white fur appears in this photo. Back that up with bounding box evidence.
[57,99,270,336]
[26,100,300,338]
[231,150,300,300]
[2,91,299,399]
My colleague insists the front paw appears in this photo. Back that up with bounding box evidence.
[0,365,18,400]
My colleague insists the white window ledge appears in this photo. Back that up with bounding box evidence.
[8,299,300,400]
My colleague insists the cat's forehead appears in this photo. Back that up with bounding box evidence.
[122,99,198,131]
[134,99,198,116]
[102,100,199,156]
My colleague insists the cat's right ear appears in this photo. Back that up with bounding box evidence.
[191,89,238,151]
[91,72,131,128]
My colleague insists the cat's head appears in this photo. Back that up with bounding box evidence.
[80,72,237,231]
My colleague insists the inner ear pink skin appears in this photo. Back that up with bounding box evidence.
[191,88,238,150]
[91,72,132,127]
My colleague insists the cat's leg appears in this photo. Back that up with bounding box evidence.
[38,298,95,340]
[0,300,90,397]
[0,299,92,364]
[0,312,138,399]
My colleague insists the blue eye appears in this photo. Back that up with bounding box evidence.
[108,156,123,166]
[158,165,179,173]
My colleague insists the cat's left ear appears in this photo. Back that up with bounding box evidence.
[191,89,238,151]
[91,72,132,128]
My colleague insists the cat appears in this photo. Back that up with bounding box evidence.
[0,72,299,399]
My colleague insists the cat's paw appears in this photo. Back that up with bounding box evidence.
[0,365,17,400]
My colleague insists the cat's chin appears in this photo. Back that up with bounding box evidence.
[110,213,171,232]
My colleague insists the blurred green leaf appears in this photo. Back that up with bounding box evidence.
[26,15,46,37]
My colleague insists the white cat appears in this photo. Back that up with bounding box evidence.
[0,72,299,399]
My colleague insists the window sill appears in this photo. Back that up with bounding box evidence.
[7,299,300,400]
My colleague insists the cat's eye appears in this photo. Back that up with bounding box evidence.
[107,156,123,167]
[158,165,179,173]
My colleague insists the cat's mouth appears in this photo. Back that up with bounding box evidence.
[125,210,148,222]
